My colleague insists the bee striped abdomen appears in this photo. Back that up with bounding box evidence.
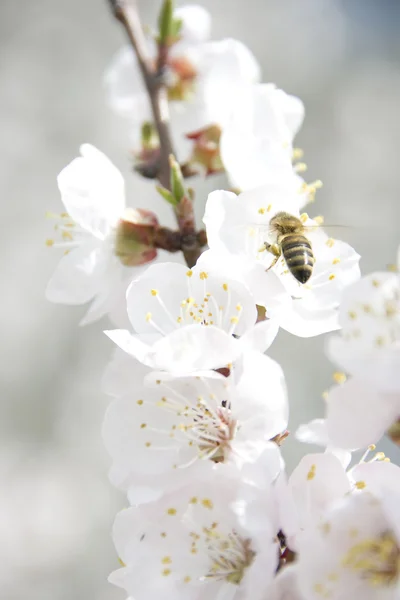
[281,235,315,284]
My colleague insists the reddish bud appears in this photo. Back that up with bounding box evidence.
[115,208,158,266]
[185,124,224,176]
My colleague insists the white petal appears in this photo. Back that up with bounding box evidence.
[102,348,150,396]
[349,460,400,497]
[58,144,125,237]
[104,329,161,367]
[174,5,211,43]
[326,377,400,449]
[296,419,329,446]
[103,46,151,121]
[152,325,240,373]
[238,319,279,353]
[289,453,351,533]
[45,241,105,305]
[235,351,288,438]
[268,566,306,600]
[278,303,340,337]
[126,262,188,334]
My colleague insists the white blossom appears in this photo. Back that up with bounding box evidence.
[105,262,279,373]
[324,376,400,449]
[296,491,400,600]
[104,8,260,161]
[109,471,279,600]
[45,144,154,325]
[220,83,309,197]
[277,447,399,552]
[327,271,400,393]
[203,187,360,337]
[102,351,287,502]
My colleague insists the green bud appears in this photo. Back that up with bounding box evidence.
[169,154,185,204]
[156,185,178,206]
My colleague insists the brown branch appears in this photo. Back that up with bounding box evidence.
[108,0,203,267]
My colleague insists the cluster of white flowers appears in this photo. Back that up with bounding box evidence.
[45,3,400,600]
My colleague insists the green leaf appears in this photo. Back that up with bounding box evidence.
[156,185,178,206]
[170,17,183,39]
[158,0,174,45]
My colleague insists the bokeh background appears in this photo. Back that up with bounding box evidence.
[1,0,400,598]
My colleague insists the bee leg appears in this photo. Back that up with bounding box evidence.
[263,243,281,272]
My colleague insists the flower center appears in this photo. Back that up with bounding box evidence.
[158,383,237,464]
[45,211,80,253]
[203,529,255,584]
[146,273,243,336]
[342,532,400,588]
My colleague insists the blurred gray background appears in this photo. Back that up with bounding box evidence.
[1,0,400,598]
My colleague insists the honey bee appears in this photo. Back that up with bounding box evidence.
[263,211,315,284]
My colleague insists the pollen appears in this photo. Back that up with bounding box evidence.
[161,556,172,564]
[222,283,228,291]
[294,162,307,173]
[355,480,366,490]
[189,496,198,504]
[186,270,193,277]
[187,296,195,305]
[162,568,171,576]
[313,583,325,594]
[333,372,347,384]
[314,215,324,226]
[293,147,304,160]
[145,312,152,322]
[236,303,242,311]
[307,464,316,480]
[151,289,158,296]
[230,317,239,324]
[326,238,335,248]
[267,204,272,211]
[300,212,309,223]
[177,316,183,323]
[329,274,335,281]
[45,238,54,247]
[348,311,357,320]
[199,271,208,280]
[320,522,331,535]
[332,258,341,265]
[167,508,177,516]
[201,498,214,509]
[258,207,266,214]
[137,399,143,405]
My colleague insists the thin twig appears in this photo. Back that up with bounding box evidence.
[108,0,203,267]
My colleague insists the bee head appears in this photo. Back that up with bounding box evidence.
[270,211,304,238]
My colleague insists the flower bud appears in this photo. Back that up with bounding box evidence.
[114,208,158,267]
[185,124,224,175]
